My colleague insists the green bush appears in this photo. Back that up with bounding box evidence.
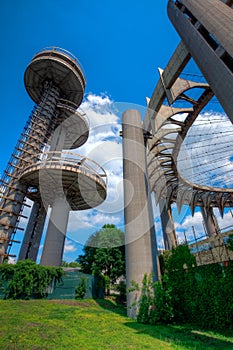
[75,277,87,299]
[115,280,126,304]
[149,276,174,324]
[132,245,233,332]
[132,274,174,325]
[0,260,63,299]
[137,274,154,324]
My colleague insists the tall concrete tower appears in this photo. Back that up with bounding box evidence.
[0,47,107,265]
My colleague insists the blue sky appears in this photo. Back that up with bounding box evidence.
[1,1,232,262]
[0,0,179,261]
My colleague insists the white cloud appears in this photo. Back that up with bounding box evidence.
[68,210,122,233]
[82,94,111,109]
[173,207,233,245]
[213,208,233,231]
[64,241,77,253]
[174,210,205,243]
[175,211,203,231]
[58,93,125,244]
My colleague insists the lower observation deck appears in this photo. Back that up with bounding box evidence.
[19,151,107,210]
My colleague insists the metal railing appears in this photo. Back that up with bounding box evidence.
[33,47,86,83]
[23,150,107,186]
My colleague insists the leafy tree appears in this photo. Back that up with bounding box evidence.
[62,261,80,268]
[77,224,125,294]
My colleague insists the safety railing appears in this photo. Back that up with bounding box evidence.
[22,150,107,186]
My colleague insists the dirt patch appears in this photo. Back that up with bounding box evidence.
[26,322,41,328]
[48,299,92,307]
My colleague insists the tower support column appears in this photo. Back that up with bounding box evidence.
[122,109,158,319]
[40,195,70,266]
[159,199,177,250]
[201,206,219,237]
[168,0,233,120]
[18,201,46,261]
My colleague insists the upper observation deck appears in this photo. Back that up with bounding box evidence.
[24,47,86,106]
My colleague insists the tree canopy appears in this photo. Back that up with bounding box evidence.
[77,224,125,283]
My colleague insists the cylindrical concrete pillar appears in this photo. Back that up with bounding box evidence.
[122,109,158,318]
[18,201,47,261]
[201,206,219,237]
[167,0,233,120]
[49,125,67,152]
[159,199,177,250]
[40,196,70,266]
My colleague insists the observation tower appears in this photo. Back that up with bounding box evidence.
[0,47,107,265]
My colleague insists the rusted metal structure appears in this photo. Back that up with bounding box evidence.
[0,47,107,265]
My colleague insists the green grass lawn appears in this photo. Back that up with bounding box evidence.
[0,299,233,350]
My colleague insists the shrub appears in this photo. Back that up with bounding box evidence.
[0,260,63,299]
[132,245,233,332]
[115,280,126,304]
[149,276,174,324]
[75,277,87,299]
[137,274,154,324]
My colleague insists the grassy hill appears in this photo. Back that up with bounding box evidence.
[0,299,233,350]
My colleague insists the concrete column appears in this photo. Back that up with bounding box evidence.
[50,125,67,152]
[168,0,233,121]
[122,109,158,319]
[201,206,219,237]
[40,195,70,266]
[18,201,46,261]
[159,199,177,250]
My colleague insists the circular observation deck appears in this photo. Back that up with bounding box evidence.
[54,99,89,149]
[19,151,107,210]
[24,47,86,106]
